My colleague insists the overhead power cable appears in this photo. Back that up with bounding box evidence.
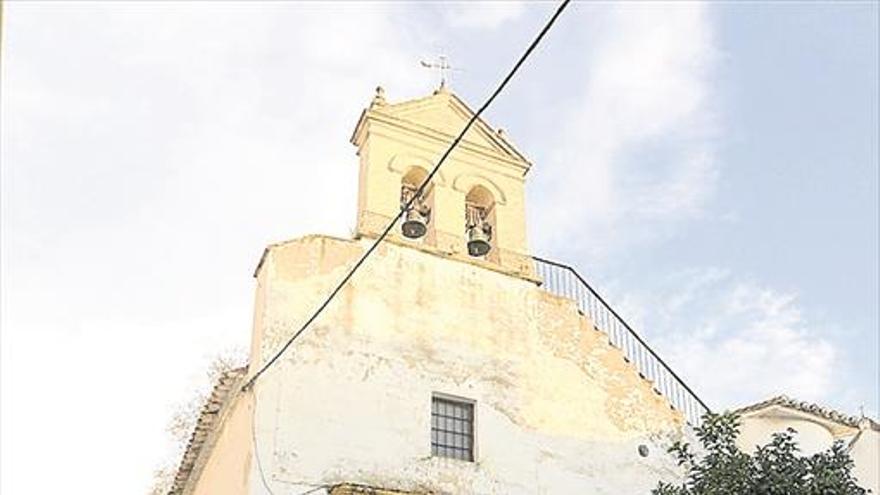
[242,0,572,392]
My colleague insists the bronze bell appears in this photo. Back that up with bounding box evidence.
[401,200,430,239]
[402,209,428,238]
[467,223,492,257]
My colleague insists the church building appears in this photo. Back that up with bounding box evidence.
[168,86,710,494]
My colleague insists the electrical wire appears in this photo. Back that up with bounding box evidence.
[250,385,332,495]
[241,0,571,393]
[250,386,274,492]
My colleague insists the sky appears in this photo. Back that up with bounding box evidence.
[1,1,877,493]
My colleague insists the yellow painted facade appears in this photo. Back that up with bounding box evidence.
[253,235,682,438]
[244,233,685,493]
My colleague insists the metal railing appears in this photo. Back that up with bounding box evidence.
[533,256,710,425]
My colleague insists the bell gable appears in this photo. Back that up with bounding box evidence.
[350,86,536,280]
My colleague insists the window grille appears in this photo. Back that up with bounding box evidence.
[431,396,474,461]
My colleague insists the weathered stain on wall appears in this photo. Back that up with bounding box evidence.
[246,235,686,494]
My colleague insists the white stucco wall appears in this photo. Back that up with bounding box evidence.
[850,428,879,493]
[245,236,690,494]
[738,414,834,456]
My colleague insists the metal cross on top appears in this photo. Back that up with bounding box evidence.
[420,55,458,88]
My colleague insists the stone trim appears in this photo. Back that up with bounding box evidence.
[330,483,429,495]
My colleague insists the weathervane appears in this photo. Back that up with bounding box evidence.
[420,55,459,89]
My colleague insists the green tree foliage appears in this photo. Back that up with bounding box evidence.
[655,412,869,495]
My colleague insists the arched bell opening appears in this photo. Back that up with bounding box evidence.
[464,185,498,261]
[400,166,434,242]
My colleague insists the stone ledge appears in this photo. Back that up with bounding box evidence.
[330,483,429,495]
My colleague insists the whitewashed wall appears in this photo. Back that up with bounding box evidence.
[245,236,691,494]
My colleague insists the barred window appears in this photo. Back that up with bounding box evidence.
[431,396,474,461]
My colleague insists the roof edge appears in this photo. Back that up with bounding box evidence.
[734,395,879,431]
[168,366,249,495]
[349,88,533,170]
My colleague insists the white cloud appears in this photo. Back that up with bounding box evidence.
[619,268,839,411]
[443,1,526,30]
[530,3,720,257]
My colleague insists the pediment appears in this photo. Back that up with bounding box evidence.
[365,91,531,167]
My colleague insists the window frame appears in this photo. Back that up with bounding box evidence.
[430,393,476,462]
